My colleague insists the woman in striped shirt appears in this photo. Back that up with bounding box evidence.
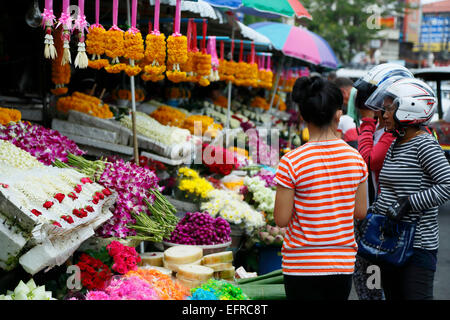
[365,77,450,300]
[274,76,369,300]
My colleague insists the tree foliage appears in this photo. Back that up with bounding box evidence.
[300,0,406,64]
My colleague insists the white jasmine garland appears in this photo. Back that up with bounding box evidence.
[120,111,191,146]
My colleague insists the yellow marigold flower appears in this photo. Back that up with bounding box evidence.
[88,59,109,70]
[124,65,142,77]
[105,63,127,74]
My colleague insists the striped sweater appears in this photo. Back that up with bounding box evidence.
[373,133,450,250]
[275,139,368,276]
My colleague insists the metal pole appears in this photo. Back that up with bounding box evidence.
[268,56,285,128]
[127,0,139,166]
[436,79,443,120]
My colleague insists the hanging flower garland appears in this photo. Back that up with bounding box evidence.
[42,0,57,60]
[50,26,71,96]
[193,19,211,87]
[56,0,72,65]
[247,44,259,88]
[86,0,109,70]
[123,0,144,77]
[232,41,248,86]
[141,0,166,82]
[218,40,234,82]
[258,55,273,90]
[166,0,188,83]
[104,0,126,74]
[181,18,197,83]
[73,0,89,68]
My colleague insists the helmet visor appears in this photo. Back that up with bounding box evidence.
[364,76,407,111]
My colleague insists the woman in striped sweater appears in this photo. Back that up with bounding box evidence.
[274,76,369,300]
[365,77,450,300]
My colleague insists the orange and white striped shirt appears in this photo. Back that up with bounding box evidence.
[274,139,368,276]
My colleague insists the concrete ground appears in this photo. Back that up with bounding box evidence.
[349,201,450,300]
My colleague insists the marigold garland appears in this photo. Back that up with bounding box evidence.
[150,105,186,126]
[123,28,144,77]
[56,91,114,119]
[218,59,235,82]
[166,35,188,83]
[104,27,126,73]
[258,69,273,90]
[86,25,109,70]
[50,27,71,96]
[193,52,211,86]
[0,107,21,125]
[141,33,167,82]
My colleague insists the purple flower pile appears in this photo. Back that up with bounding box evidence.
[0,122,84,165]
[168,212,231,246]
[255,169,276,188]
[95,158,160,239]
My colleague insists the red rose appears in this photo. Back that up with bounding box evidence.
[43,201,54,209]
[102,188,112,196]
[68,192,78,200]
[1,183,9,188]
[80,209,88,218]
[54,193,65,203]
[96,192,105,200]
[85,205,94,213]
[92,198,99,205]
[61,215,74,224]
[74,184,82,193]
[81,177,93,184]
[31,209,42,217]
[52,221,62,227]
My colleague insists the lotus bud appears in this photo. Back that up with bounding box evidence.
[265,235,275,245]
[269,226,279,236]
[259,231,269,241]
[274,234,284,245]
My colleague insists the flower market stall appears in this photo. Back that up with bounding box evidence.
[0,0,340,302]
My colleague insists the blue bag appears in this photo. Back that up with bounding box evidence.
[357,210,417,266]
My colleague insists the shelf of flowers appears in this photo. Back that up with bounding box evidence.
[0,140,116,274]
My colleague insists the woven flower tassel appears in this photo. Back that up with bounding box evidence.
[124,0,144,77]
[86,0,109,70]
[74,0,89,68]
[58,0,72,65]
[207,36,220,82]
[42,0,57,60]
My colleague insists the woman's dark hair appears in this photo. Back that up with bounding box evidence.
[355,90,371,110]
[291,76,343,127]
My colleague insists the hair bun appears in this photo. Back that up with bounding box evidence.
[309,76,324,93]
[291,77,312,104]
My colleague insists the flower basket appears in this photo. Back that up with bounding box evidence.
[162,240,231,256]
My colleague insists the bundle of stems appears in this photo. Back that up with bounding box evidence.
[128,189,179,242]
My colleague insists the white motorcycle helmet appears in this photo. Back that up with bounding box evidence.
[353,63,414,96]
[365,77,437,128]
